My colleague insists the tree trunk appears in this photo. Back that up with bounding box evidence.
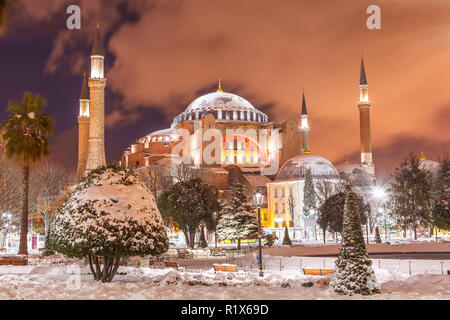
[237,239,241,250]
[413,227,417,240]
[322,228,326,244]
[189,230,196,249]
[214,230,217,248]
[18,165,30,255]
[183,229,190,247]
[403,228,406,238]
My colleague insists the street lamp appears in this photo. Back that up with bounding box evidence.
[253,191,264,277]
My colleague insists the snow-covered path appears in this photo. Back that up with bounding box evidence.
[0,262,448,300]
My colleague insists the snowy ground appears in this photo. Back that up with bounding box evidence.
[0,255,449,300]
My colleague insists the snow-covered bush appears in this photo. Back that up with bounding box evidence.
[329,184,380,295]
[47,165,169,282]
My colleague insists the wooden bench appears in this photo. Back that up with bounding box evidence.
[213,264,238,273]
[210,248,226,256]
[177,248,194,259]
[164,261,186,270]
[0,257,28,266]
[303,268,333,276]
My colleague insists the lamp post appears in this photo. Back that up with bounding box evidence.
[253,191,264,277]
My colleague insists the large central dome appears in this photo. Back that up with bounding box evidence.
[171,90,269,128]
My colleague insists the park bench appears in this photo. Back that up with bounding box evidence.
[213,264,238,273]
[164,261,186,271]
[177,248,194,259]
[303,268,333,276]
[0,256,28,266]
[210,248,226,256]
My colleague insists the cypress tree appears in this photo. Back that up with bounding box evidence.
[282,226,292,246]
[375,226,382,243]
[330,184,380,295]
[303,168,316,218]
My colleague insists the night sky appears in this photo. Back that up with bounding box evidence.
[1,0,449,178]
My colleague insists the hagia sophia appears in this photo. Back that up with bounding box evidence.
[76,26,440,242]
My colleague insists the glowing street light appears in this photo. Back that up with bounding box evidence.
[372,186,387,200]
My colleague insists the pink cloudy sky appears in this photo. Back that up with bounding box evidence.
[2,0,450,176]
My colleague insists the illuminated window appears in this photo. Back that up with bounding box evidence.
[274,203,278,214]
[282,203,285,213]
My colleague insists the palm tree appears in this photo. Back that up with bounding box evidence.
[1,92,54,255]
[0,0,18,34]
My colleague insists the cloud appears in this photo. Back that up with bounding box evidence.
[9,0,450,172]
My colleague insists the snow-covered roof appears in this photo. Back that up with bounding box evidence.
[243,174,272,187]
[276,154,340,181]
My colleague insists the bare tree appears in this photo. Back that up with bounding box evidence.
[0,135,21,226]
[31,162,76,241]
[316,179,344,206]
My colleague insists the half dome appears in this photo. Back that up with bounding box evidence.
[276,154,340,181]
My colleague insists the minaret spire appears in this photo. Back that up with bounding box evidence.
[300,90,310,154]
[79,71,89,100]
[301,89,307,115]
[360,55,368,86]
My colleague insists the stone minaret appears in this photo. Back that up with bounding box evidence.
[77,71,90,178]
[358,56,375,176]
[300,90,310,154]
[85,23,107,171]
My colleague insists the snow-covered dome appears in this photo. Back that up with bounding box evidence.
[276,154,340,181]
[419,159,440,173]
[171,90,269,128]
[336,163,369,176]
[418,151,440,174]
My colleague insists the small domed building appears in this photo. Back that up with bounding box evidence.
[266,154,342,240]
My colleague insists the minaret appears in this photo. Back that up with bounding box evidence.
[300,90,310,154]
[358,56,375,175]
[77,71,90,178]
[85,22,107,171]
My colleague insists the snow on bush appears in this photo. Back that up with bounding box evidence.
[47,165,169,282]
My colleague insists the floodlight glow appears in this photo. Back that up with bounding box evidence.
[372,187,386,199]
